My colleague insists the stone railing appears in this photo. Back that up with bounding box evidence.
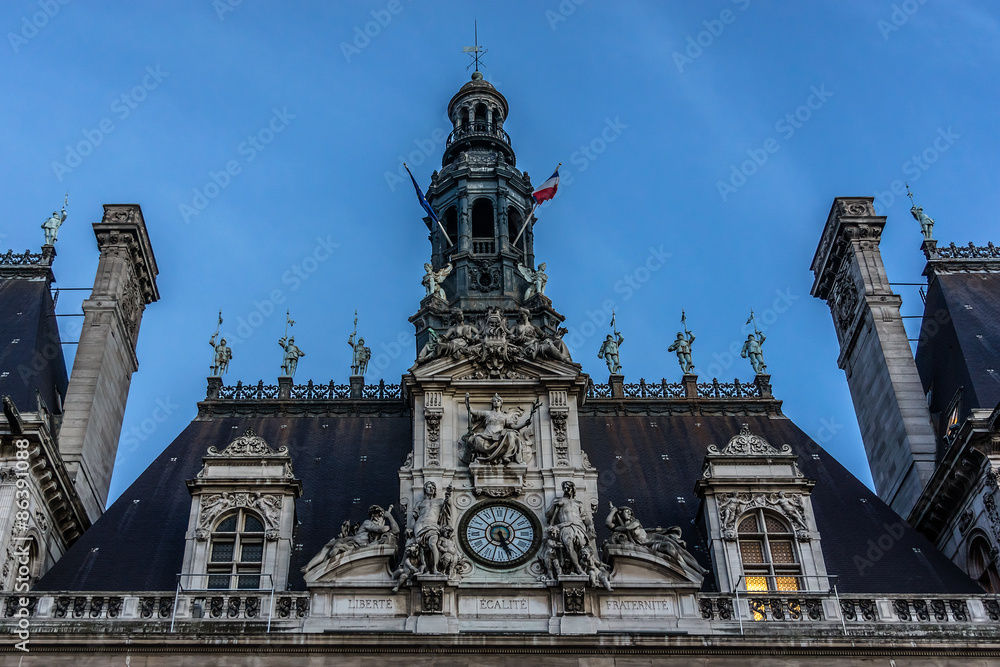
[2,592,310,625]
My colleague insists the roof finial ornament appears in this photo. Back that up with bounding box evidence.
[462,19,487,80]
[906,183,935,241]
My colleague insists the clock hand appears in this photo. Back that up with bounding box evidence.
[496,530,514,558]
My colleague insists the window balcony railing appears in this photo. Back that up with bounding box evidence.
[471,238,496,255]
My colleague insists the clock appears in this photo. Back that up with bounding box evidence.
[459,500,541,568]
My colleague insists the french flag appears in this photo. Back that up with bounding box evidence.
[532,165,561,204]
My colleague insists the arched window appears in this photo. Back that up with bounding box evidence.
[493,106,503,129]
[207,509,265,590]
[737,510,800,592]
[460,107,470,130]
[968,535,1000,593]
[474,102,488,128]
[444,206,458,248]
[471,199,494,239]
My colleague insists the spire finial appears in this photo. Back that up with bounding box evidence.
[462,19,487,78]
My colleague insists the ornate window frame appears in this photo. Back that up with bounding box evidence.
[183,429,302,591]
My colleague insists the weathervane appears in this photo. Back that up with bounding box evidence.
[462,20,487,73]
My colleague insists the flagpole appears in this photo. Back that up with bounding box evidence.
[404,163,453,247]
[513,162,560,248]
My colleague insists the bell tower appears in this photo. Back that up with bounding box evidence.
[410,72,564,354]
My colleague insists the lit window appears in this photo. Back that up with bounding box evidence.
[737,510,801,595]
[207,510,265,590]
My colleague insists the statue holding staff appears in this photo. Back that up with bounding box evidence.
[42,193,68,246]
[667,310,696,374]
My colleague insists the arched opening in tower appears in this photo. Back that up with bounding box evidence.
[474,103,488,131]
[460,107,470,131]
[471,199,495,254]
[444,206,458,252]
[507,206,524,258]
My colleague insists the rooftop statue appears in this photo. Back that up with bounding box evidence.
[209,333,232,377]
[278,336,305,377]
[598,333,624,374]
[438,308,478,359]
[544,481,597,576]
[422,262,453,301]
[740,310,766,375]
[347,312,371,375]
[907,183,935,241]
[461,392,540,465]
[415,327,440,364]
[667,310,696,374]
[605,502,707,577]
[42,194,68,246]
[517,261,548,300]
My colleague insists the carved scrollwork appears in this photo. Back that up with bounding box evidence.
[425,412,442,466]
[551,411,569,466]
[717,491,810,541]
[196,492,283,540]
[708,423,791,457]
[207,428,288,457]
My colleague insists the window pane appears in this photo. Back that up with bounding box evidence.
[207,574,230,590]
[770,540,796,564]
[241,542,263,563]
[745,576,768,592]
[764,515,790,533]
[775,576,799,592]
[243,515,264,533]
[740,541,764,564]
[216,515,237,532]
[237,575,260,590]
[210,541,235,563]
[738,515,758,533]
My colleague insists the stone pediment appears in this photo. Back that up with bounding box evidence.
[302,544,397,587]
[603,544,704,589]
[410,353,581,383]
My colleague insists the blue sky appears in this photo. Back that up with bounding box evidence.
[2,1,998,503]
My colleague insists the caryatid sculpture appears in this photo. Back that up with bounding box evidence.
[517,262,548,300]
[605,502,706,577]
[209,333,232,376]
[411,481,453,575]
[41,195,68,246]
[348,313,371,376]
[278,336,305,377]
[422,262,453,301]
[740,332,766,375]
[461,392,540,465]
[544,480,597,576]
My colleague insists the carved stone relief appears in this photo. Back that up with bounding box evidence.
[195,492,282,541]
[717,491,810,541]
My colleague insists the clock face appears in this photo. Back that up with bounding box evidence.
[459,501,541,568]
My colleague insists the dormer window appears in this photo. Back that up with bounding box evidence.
[207,510,265,590]
[738,510,800,592]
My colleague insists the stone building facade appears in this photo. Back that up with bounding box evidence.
[0,73,998,663]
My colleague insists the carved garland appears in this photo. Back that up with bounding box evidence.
[196,492,282,541]
[425,413,442,467]
[551,412,569,466]
[717,491,811,542]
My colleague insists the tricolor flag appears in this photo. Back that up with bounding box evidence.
[532,165,561,204]
[404,163,452,246]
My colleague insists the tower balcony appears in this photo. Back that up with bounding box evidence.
[446,122,510,148]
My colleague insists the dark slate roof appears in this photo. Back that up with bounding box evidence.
[916,272,1000,432]
[579,412,982,594]
[36,413,411,592]
[38,407,979,595]
[0,278,68,415]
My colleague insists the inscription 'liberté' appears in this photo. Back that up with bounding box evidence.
[346,598,394,610]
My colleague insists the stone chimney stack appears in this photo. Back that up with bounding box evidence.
[810,197,936,518]
[58,204,159,521]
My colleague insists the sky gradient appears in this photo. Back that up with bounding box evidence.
[2,1,998,503]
